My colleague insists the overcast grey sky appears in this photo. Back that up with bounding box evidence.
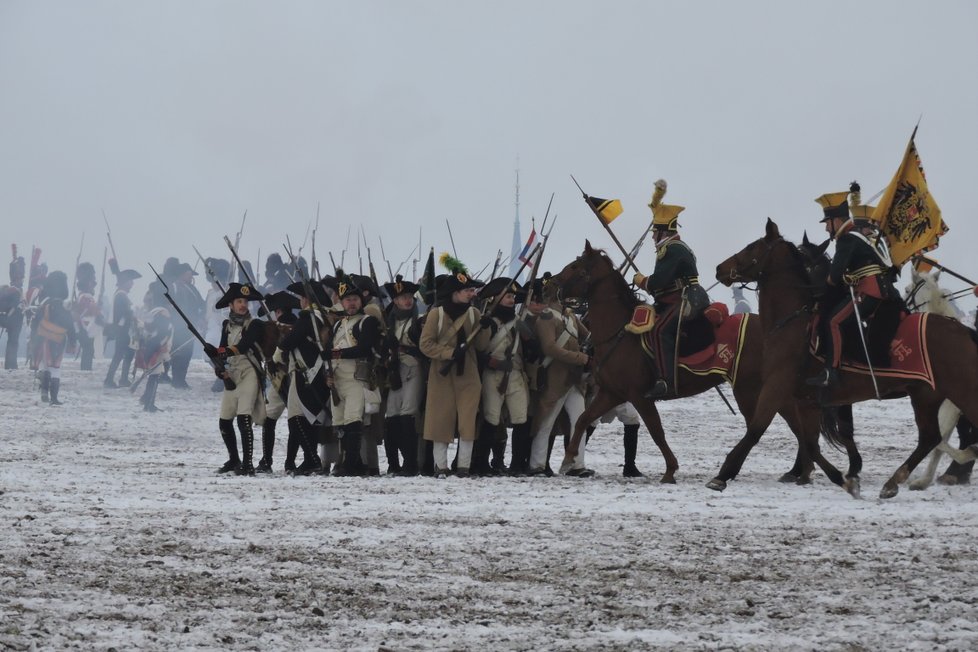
[2,1,977,305]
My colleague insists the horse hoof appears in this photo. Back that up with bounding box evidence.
[558,460,574,475]
[705,478,726,492]
[778,472,799,484]
[794,476,813,486]
[879,484,899,499]
[660,474,676,485]
[908,479,930,491]
[843,477,861,499]
[935,474,960,486]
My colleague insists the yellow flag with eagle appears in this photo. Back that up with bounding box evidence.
[872,128,948,267]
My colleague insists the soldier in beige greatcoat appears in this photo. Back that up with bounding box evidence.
[419,267,490,477]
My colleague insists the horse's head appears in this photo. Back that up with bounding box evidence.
[905,267,952,315]
[796,231,832,298]
[716,218,790,285]
[546,240,618,302]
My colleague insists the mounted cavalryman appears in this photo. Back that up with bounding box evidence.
[632,179,708,398]
[807,182,902,387]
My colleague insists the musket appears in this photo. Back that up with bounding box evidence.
[378,236,395,282]
[446,219,459,258]
[341,225,351,270]
[283,237,340,405]
[357,228,363,274]
[489,249,503,281]
[439,241,542,376]
[311,203,321,278]
[103,210,120,269]
[328,251,339,275]
[97,247,107,307]
[192,245,226,294]
[361,225,379,288]
[223,235,274,320]
[71,232,85,304]
[228,210,247,286]
[150,263,236,391]
[393,241,420,279]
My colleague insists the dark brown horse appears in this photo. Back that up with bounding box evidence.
[715,219,978,498]
[547,240,852,485]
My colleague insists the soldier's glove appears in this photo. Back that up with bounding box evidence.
[479,315,495,329]
[216,346,230,362]
[271,347,285,364]
[632,273,647,289]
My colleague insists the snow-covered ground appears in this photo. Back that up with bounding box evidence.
[2,360,978,651]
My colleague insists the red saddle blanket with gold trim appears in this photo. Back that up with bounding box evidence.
[638,310,752,386]
[826,312,936,388]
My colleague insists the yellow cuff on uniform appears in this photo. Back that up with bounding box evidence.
[632,273,647,289]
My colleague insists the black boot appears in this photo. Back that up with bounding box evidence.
[235,414,256,476]
[290,416,321,476]
[284,419,300,474]
[472,420,496,476]
[118,354,133,388]
[509,422,532,475]
[142,376,161,412]
[491,429,508,473]
[334,422,367,476]
[384,417,402,475]
[257,417,276,473]
[398,415,420,476]
[48,376,62,406]
[622,423,644,477]
[646,378,669,399]
[39,370,51,402]
[217,418,241,473]
[103,354,121,388]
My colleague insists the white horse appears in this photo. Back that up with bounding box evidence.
[905,268,978,489]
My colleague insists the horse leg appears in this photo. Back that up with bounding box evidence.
[708,381,789,491]
[776,404,816,484]
[821,403,862,496]
[937,414,978,485]
[559,388,621,475]
[631,397,678,483]
[910,400,959,490]
[881,392,944,499]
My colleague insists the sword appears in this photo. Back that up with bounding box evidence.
[849,285,881,400]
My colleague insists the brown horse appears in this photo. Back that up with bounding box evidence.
[715,219,978,498]
[548,240,853,485]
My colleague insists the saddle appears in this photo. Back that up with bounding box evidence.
[811,298,905,367]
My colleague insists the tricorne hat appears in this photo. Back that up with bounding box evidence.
[286,280,332,307]
[383,274,420,299]
[479,276,525,303]
[215,282,264,309]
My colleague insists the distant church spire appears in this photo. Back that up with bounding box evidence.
[508,162,523,279]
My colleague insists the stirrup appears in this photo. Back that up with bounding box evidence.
[805,368,837,387]
[645,379,669,399]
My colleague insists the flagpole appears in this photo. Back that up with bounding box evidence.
[570,174,642,275]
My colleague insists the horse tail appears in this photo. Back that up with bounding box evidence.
[819,405,854,452]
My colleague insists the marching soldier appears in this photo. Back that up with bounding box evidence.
[169,262,205,389]
[134,306,173,412]
[29,271,76,405]
[328,275,382,476]
[1,249,26,370]
[103,265,141,388]
[204,258,232,392]
[272,281,332,475]
[256,291,299,473]
[418,256,489,477]
[380,275,425,475]
[73,262,100,371]
[261,253,291,294]
[473,277,530,476]
[527,282,593,476]
[632,179,707,398]
[807,182,902,387]
[203,283,266,476]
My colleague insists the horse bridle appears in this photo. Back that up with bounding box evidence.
[726,236,783,284]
